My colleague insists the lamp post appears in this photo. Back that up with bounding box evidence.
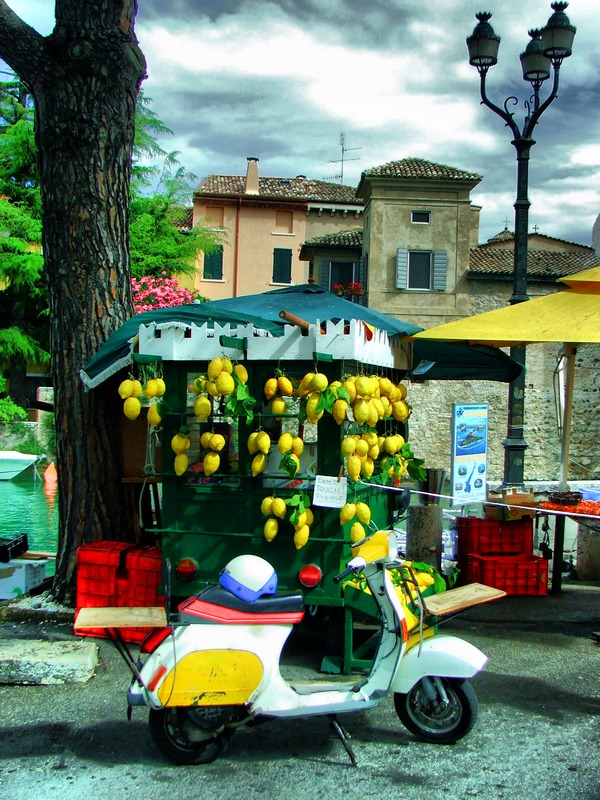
[467,3,576,486]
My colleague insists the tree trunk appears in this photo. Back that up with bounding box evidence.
[0,1,147,603]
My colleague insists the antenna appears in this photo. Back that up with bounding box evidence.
[324,133,361,183]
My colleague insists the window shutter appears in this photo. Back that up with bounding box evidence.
[203,246,223,280]
[272,248,292,283]
[432,250,447,291]
[319,260,331,290]
[395,248,408,289]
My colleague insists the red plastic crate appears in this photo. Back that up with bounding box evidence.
[464,553,548,596]
[75,542,164,643]
[457,517,533,556]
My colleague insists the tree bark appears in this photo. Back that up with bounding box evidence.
[0,1,147,603]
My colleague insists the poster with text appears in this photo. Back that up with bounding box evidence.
[450,403,488,506]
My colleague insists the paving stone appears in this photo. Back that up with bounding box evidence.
[0,639,98,684]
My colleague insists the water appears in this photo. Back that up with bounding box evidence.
[0,469,58,557]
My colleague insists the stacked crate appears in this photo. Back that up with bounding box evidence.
[75,542,165,643]
[456,517,548,596]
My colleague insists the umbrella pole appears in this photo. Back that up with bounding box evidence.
[551,344,576,595]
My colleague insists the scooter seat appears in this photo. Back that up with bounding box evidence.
[178,583,306,624]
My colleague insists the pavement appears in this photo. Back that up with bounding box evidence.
[0,579,599,800]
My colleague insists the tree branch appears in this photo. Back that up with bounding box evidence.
[0,1,46,89]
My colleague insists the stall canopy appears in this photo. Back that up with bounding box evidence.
[204,284,522,382]
[81,283,522,388]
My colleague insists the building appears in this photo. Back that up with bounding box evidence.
[191,157,363,300]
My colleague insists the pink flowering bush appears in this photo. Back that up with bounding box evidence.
[132,273,196,314]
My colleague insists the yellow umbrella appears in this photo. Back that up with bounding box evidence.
[411,266,600,592]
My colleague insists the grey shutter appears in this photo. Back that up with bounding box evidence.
[432,250,447,291]
[319,260,331,290]
[395,248,408,289]
[356,255,367,305]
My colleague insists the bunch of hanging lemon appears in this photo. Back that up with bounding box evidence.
[171,430,191,476]
[341,429,408,482]
[260,491,313,549]
[247,429,272,477]
[198,429,227,476]
[264,370,295,420]
[339,500,372,543]
[119,375,166,424]
[297,371,329,423]
[276,431,304,478]
[191,358,253,421]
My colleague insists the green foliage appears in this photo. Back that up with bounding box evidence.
[0,327,48,367]
[0,375,27,425]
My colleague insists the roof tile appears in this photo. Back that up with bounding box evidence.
[197,175,361,205]
[361,157,481,182]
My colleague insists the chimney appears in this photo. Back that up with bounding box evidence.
[245,157,259,195]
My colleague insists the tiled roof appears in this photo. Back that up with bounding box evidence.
[469,246,600,279]
[302,228,363,248]
[197,175,361,205]
[361,157,482,182]
[172,206,193,231]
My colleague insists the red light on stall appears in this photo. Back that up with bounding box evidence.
[176,557,198,581]
[298,564,322,588]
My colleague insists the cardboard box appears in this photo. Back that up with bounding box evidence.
[0,558,47,600]
[484,489,537,521]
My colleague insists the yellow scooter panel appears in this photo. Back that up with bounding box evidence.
[157,649,263,707]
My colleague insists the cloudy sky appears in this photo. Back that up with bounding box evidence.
[4,0,600,245]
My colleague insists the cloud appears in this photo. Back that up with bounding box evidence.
[3,0,598,245]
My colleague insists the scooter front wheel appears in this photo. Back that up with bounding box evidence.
[149,707,235,765]
[394,677,478,744]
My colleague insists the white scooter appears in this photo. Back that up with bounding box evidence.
[125,529,493,766]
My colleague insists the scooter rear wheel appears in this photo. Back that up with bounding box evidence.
[394,677,478,744]
[149,707,234,765]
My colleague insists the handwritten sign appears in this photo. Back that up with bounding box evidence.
[312,475,348,508]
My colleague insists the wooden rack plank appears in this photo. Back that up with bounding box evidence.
[422,583,506,616]
[75,606,167,629]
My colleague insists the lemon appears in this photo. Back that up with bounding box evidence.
[378,376,393,397]
[367,401,379,428]
[352,398,369,425]
[118,379,134,399]
[264,518,279,542]
[221,356,233,374]
[154,378,166,397]
[361,457,375,479]
[174,453,189,476]
[147,403,161,428]
[355,375,372,397]
[362,430,378,447]
[123,396,141,420]
[291,436,304,457]
[294,511,307,529]
[271,396,287,418]
[256,430,271,455]
[278,432,293,454]
[368,444,380,461]
[396,383,408,400]
[272,497,287,519]
[131,379,143,398]
[306,392,322,422]
[341,379,357,403]
[200,431,213,449]
[350,521,365,543]
[233,363,248,383]
[355,502,371,525]
[260,496,275,516]
[206,380,220,398]
[203,451,220,476]
[341,437,357,457]
[251,453,267,477]
[207,358,223,380]
[144,378,159,398]
[392,400,410,423]
[304,507,314,525]
[277,375,294,396]
[293,525,310,550]
[340,502,356,525]
[171,433,191,454]
[194,395,212,420]
[354,438,369,458]
[247,431,259,454]
[208,433,225,452]
[215,370,235,396]
[311,372,328,392]
[346,454,361,482]
[384,436,398,455]
[288,453,301,475]
[264,377,278,400]
[298,372,315,397]
[333,398,349,425]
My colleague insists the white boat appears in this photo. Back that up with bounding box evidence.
[0,451,39,480]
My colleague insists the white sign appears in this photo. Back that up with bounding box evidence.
[312,475,348,508]
[450,403,489,506]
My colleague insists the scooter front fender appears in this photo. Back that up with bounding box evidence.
[391,634,487,694]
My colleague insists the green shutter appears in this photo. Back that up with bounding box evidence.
[396,248,408,289]
[319,260,331,290]
[272,248,292,283]
[203,246,223,280]
[433,250,447,291]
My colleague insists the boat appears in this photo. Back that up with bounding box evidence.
[0,451,40,480]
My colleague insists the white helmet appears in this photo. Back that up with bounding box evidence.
[219,554,278,602]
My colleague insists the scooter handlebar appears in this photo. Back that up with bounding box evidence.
[333,556,367,584]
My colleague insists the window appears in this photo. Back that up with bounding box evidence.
[319,260,356,291]
[411,210,431,224]
[272,248,292,284]
[396,249,447,291]
[274,210,293,234]
[203,246,223,280]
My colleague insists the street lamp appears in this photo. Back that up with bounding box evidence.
[466,3,576,486]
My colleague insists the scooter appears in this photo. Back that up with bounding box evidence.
[125,529,492,766]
